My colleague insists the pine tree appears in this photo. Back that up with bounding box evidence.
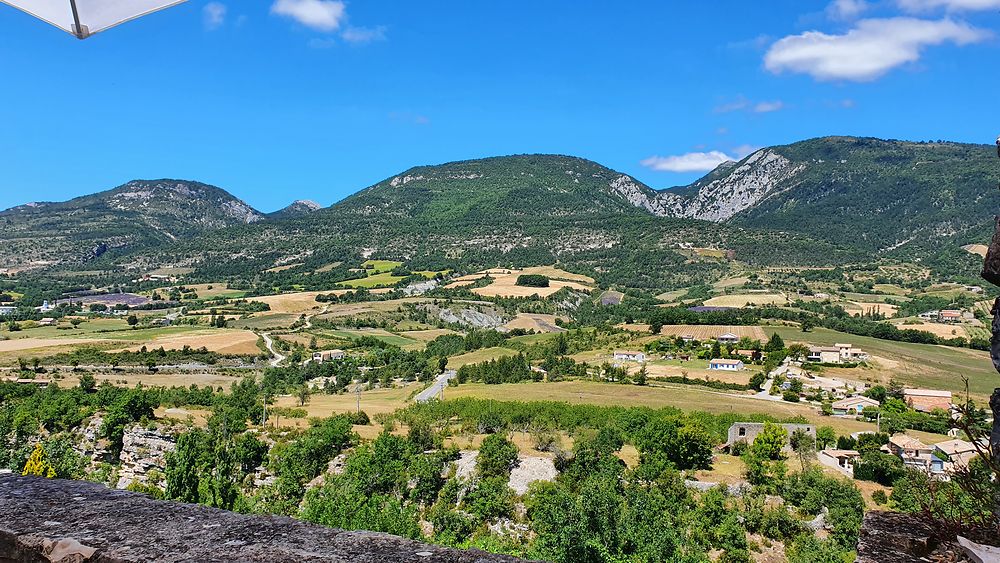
[22,443,56,478]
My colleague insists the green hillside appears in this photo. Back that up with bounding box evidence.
[0,179,263,270]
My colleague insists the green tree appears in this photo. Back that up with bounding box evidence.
[764,333,785,353]
[78,373,96,392]
[635,365,648,386]
[752,423,788,461]
[477,433,519,479]
[816,426,837,449]
[789,429,816,470]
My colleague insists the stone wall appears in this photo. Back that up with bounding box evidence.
[0,476,530,563]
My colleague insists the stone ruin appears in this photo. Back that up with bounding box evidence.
[0,475,530,562]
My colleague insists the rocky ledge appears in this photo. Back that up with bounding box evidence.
[0,476,527,563]
[856,511,972,563]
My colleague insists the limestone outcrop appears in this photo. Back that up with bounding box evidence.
[0,476,529,562]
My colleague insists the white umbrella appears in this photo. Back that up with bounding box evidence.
[0,0,187,39]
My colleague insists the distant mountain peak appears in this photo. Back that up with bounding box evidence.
[269,199,323,219]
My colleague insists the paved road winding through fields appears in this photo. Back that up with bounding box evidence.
[416,370,457,403]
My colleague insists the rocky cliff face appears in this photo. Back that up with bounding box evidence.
[651,150,804,221]
[0,476,530,562]
[115,425,177,490]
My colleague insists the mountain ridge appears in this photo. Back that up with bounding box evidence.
[1,137,992,286]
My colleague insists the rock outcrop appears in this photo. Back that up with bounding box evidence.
[856,511,969,563]
[0,476,529,562]
[115,424,177,490]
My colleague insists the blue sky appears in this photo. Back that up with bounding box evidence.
[1,0,998,212]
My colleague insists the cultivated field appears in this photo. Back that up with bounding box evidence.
[144,283,246,300]
[963,244,989,258]
[842,301,899,317]
[272,383,419,419]
[655,325,768,341]
[703,293,788,308]
[641,362,755,385]
[0,337,106,353]
[504,314,566,333]
[447,266,595,298]
[891,320,968,339]
[247,291,341,314]
[398,329,459,342]
[117,329,262,355]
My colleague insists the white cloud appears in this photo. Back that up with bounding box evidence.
[271,0,346,32]
[714,97,750,113]
[898,0,1000,11]
[828,0,869,19]
[203,2,226,30]
[715,97,784,114]
[641,151,738,173]
[341,25,387,44]
[753,100,785,113]
[764,17,988,81]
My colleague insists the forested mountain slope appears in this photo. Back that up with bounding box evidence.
[0,180,263,270]
[652,137,998,263]
[117,155,855,289]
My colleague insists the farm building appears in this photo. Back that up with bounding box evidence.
[613,350,646,363]
[37,318,56,326]
[938,310,962,323]
[708,359,743,371]
[918,310,939,321]
[313,349,346,363]
[831,396,880,416]
[903,389,952,413]
[717,332,739,344]
[726,423,815,451]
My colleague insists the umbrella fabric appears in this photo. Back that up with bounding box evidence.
[0,0,186,38]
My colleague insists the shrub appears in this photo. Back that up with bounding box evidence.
[515,274,549,288]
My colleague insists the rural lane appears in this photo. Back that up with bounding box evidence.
[415,370,457,403]
[260,306,329,367]
[261,333,285,367]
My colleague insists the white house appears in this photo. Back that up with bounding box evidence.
[0,306,15,316]
[708,358,743,371]
[808,344,868,364]
[807,347,841,364]
[613,350,646,363]
[831,396,880,416]
[313,349,346,363]
[717,333,739,345]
